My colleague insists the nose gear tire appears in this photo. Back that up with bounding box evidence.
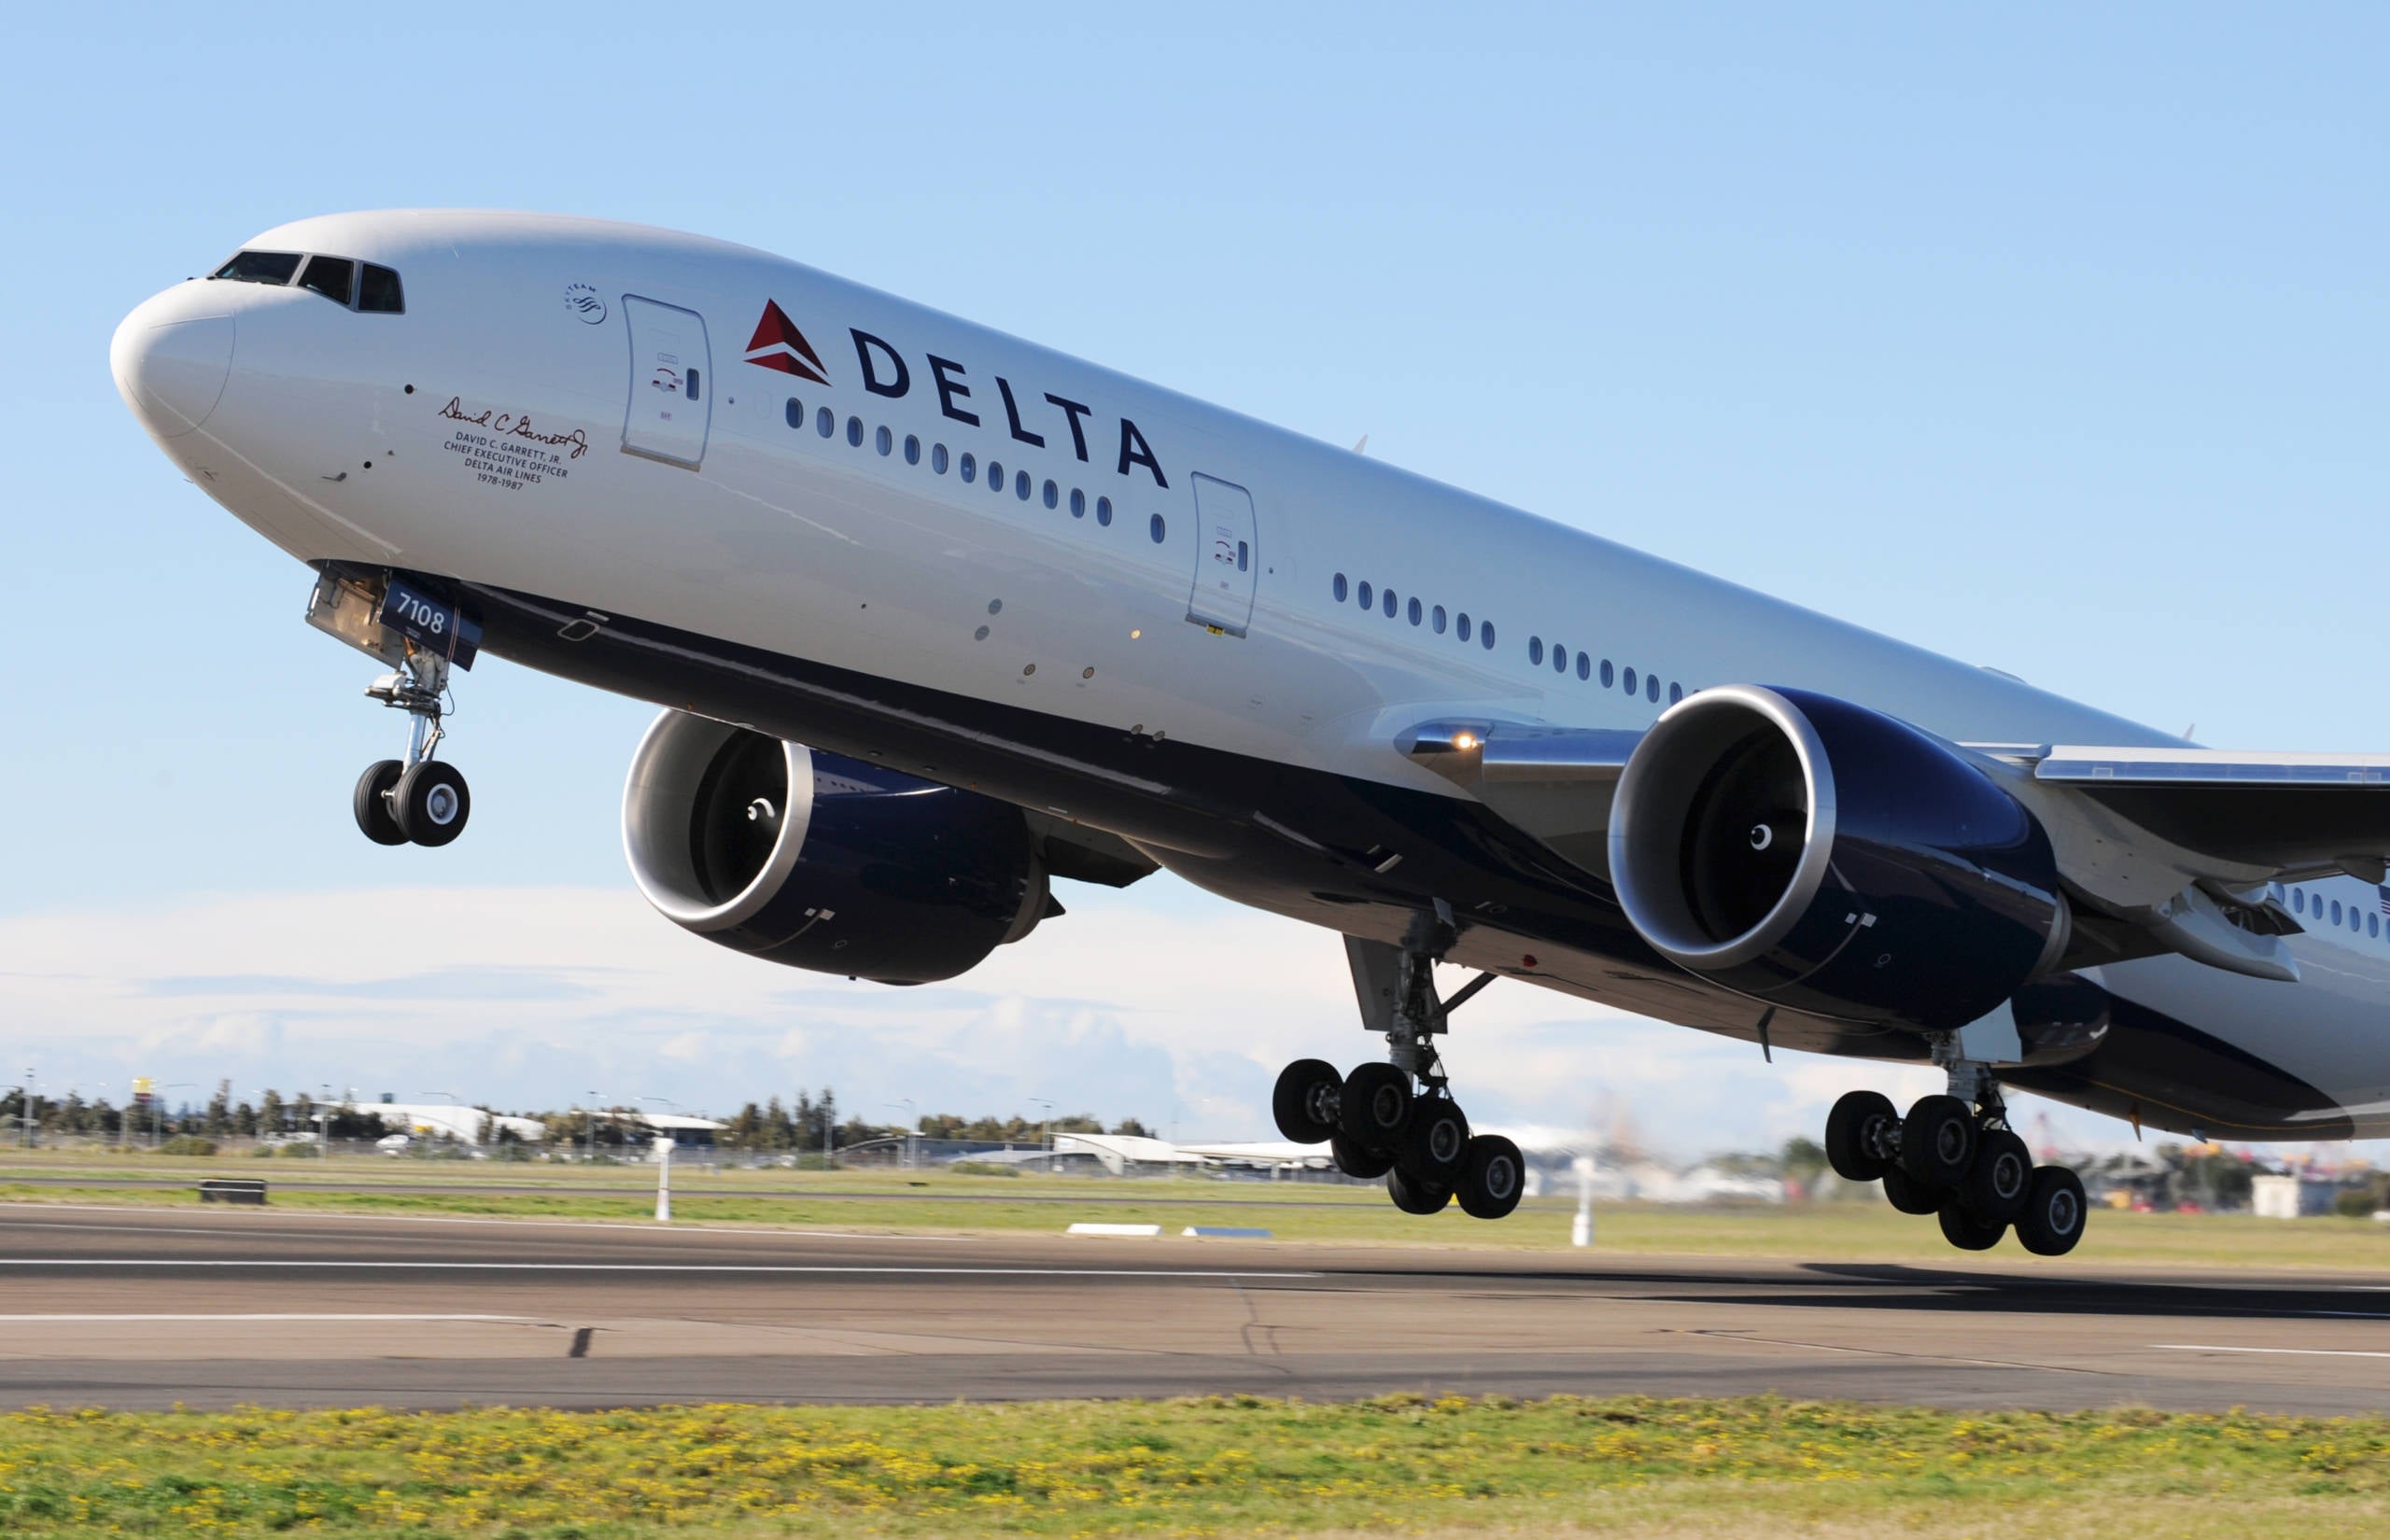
[1882,1164,1943,1215]
[1339,1063,1413,1155]
[1961,1128,2033,1225]
[395,761,471,847]
[2016,1165,2088,1256]
[1937,1199,2007,1251]
[1899,1095,1976,1188]
[1330,1132,1393,1181]
[1823,1089,1896,1181]
[1272,1059,1343,1143]
[353,760,407,846]
[1386,1165,1452,1215]
[1455,1134,1525,1220]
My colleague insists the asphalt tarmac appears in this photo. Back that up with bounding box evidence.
[4,1203,2388,1415]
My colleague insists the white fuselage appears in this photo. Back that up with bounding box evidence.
[112,209,2390,1140]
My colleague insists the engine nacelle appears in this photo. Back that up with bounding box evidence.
[1609,686,2067,1029]
[623,710,1048,985]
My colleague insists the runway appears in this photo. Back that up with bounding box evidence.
[5,1204,2389,1415]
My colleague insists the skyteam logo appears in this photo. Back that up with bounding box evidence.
[743,300,830,385]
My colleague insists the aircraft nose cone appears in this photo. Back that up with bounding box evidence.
[111,290,234,439]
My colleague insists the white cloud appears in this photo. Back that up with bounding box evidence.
[0,875,2162,1157]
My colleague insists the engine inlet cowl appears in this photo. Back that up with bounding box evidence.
[1607,685,2066,1030]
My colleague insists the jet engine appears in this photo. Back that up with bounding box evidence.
[1608,686,2068,1029]
[623,710,1049,985]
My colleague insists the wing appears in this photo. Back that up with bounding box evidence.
[1403,716,2390,986]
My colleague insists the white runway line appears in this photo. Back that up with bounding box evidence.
[2158,1344,2390,1360]
[0,1313,534,1323]
[0,1260,1320,1279]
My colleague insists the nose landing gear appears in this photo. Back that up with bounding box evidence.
[351,649,471,847]
[1824,1047,2088,1256]
[1271,926,1525,1221]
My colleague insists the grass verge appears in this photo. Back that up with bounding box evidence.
[1,1393,2385,1538]
[10,1171,2390,1267]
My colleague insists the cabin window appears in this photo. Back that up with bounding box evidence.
[932,442,949,473]
[1528,637,1544,666]
[904,434,921,465]
[1017,469,1033,501]
[1149,512,1167,544]
[1096,496,1114,526]
[988,459,1005,491]
[1333,574,1349,602]
[1457,612,1471,642]
[960,452,977,483]
[875,425,893,456]
[1669,682,1684,705]
[1043,479,1059,510]
[1071,487,1087,518]
[1576,652,1591,681]
[784,399,804,430]
[1408,597,1423,626]
[1432,605,1446,634]
[1624,667,1638,695]
[816,407,835,439]
[1383,588,1398,619]
[846,415,863,447]
[1357,581,1373,609]
[1647,673,1662,703]
[1481,621,1496,651]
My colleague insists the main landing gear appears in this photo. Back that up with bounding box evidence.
[1272,928,1525,1221]
[1825,1049,2087,1256]
[351,648,471,847]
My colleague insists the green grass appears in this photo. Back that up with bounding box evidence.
[0,1394,2384,1538]
[9,1155,2390,1267]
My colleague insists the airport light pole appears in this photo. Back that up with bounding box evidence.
[1032,1099,1054,1171]
[584,1091,601,1165]
[155,1083,194,1149]
[19,1069,32,1151]
[886,1100,917,1169]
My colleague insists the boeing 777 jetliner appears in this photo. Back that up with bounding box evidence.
[111,211,2390,1252]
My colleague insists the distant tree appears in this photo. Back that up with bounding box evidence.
[1780,1136,1829,1184]
[259,1089,286,1138]
[1111,1117,1153,1139]
[205,1079,232,1136]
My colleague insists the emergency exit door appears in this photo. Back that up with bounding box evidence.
[621,296,711,469]
[1186,473,1258,636]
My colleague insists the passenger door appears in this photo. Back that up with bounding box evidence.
[621,296,711,469]
[1186,473,1258,636]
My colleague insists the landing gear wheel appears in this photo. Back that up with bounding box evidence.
[1339,1063,1413,1155]
[394,761,471,847]
[1824,1090,1896,1182]
[1401,1096,1470,1185]
[1272,1059,1343,1144]
[1899,1095,1976,1189]
[1386,1165,1451,1215]
[1937,1198,2006,1252]
[1330,1133,1393,1181]
[1882,1164,1942,1215]
[352,759,407,846]
[1961,1129,2032,1225]
[1455,1134,1525,1220]
[2015,1166,2088,1257]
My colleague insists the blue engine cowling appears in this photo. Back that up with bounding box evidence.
[1608,686,2068,1030]
[623,710,1048,985]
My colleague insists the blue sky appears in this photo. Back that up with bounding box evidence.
[5,6,2385,1151]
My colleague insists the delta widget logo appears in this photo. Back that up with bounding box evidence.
[743,301,829,385]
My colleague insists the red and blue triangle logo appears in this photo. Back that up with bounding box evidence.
[744,300,829,385]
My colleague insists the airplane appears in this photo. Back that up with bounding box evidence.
[111,210,2390,1254]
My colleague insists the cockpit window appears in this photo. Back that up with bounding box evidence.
[358,262,404,314]
[212,250,302,285]
[297,256,356,306]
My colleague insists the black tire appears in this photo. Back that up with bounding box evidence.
[1401,1096,1470,1184]
[1882,1164,1942,1215]
[1937,1198,2006,1252]
[1330,1133,1392,1181]
[1338,1063,1413,1155]
[1961,1129,2033,1225]
[1456,1134,1525,1220]
[353,760,407,846]
[2015,1166,2088,1257]
[395,760,471,847]
[1899,1095,1975,1189]
[1386,1165,1451,1215]
[1823,1090,1896,1182]
[1272,1058,1342,1143]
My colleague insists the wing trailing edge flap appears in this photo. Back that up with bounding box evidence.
[1974,744,2390,983]
[1401,720,1643,879]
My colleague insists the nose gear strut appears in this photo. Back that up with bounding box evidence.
[306,569,476,848]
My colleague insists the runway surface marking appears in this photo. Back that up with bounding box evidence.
[1,1203,999,1242]
[0,1259,1322,1279]
[2158,1343,2390,1360]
